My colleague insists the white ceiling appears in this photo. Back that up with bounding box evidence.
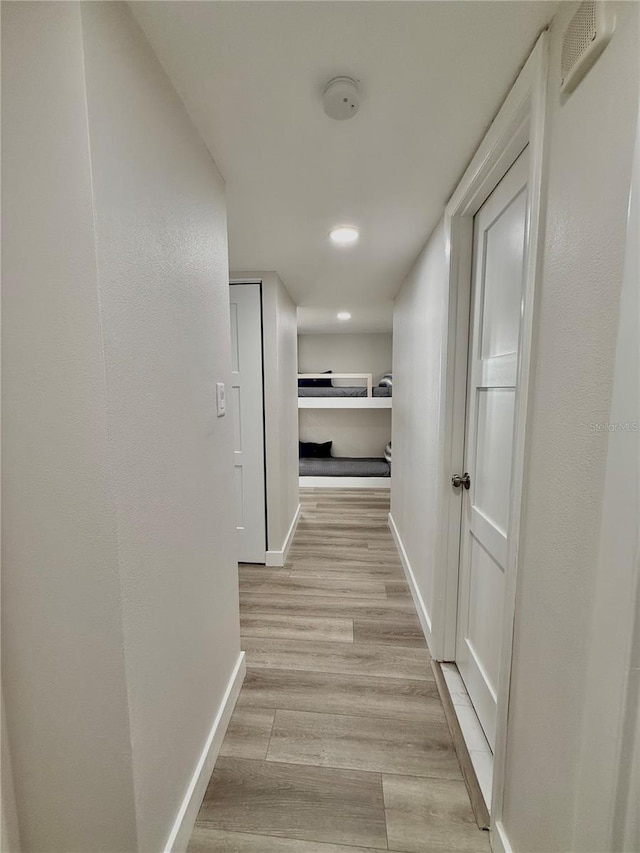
[132,1,557,332]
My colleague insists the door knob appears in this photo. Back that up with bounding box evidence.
[452,472,471,489]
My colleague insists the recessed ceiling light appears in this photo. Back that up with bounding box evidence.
[337,311,351,321]
[329,225,359,246]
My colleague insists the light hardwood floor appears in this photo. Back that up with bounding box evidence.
[188,489,490,853]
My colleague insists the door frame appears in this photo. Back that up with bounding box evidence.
[430,32,549,843]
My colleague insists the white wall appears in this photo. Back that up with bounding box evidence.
[502,6,639,851]
[80,6,241,850]
[298,332,393,385]
[1,5,138,849]
[300,409,392,458]
[390,221,447,627]
[390,4,639,850]
[2,3,241,850]
[233,272,299,555]
[299,333,393,458]
[571,84,640,853]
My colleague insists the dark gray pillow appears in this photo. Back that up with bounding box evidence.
[299,440,333,458]
[298,370,333,388]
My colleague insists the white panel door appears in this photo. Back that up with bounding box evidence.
[456,148,529,750]
[229,283,266,563]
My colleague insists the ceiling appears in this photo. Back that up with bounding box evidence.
[132,1,557,333]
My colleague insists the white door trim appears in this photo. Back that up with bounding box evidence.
[430,31,549,837]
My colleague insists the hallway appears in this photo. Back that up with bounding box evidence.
[188,490,490,852]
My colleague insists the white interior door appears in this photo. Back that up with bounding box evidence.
[229,283,266,563]
[456,148,529,751]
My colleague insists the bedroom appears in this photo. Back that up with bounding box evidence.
[298,330,393,488]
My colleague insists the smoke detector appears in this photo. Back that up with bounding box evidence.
[322,76,360,120]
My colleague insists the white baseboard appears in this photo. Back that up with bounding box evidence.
[299,476,391,489]
[491,820,513,853]
[163,652,246,853]
[388,512,433,651]
[265,503,301,566]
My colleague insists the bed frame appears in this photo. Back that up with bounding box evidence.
[298,372,391,489]
[299,476,391,489]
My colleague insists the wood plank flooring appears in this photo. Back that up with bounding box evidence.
[189,489,490,853]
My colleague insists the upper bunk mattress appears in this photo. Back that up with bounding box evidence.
[299,456,391,477]
[298,386,392,397]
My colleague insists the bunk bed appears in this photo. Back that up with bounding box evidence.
[298,372,392,488]
[298,373,392,409]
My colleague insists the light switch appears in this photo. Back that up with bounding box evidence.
[216,382,226,417]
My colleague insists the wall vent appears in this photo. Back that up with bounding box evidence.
[560,1,615,93]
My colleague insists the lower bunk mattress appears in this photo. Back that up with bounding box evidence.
[299,456,391,478]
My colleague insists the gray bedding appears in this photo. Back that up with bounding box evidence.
[299,457,391,477]
[298,386,392,397]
